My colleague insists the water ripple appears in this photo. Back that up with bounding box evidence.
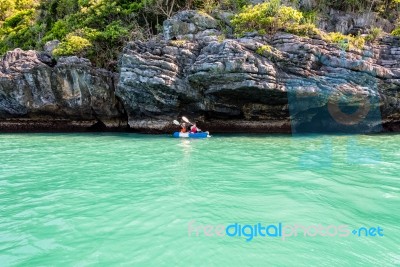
[0,133,399,266]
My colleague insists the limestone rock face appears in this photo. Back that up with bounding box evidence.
[317,10,394,35]
[163,10,219,41]
[117,11,400,133]
[1,10,400,133]
[0,49,126,131]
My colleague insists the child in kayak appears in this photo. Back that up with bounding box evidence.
[180,123,187,133]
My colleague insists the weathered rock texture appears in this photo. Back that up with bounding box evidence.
[1,10,400,133]
[116,11,400,133]
[317,10,394,35]
[0,49,126,131]
[253,1,395,34]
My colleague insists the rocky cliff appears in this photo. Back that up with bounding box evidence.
[116,11,400,133]
[0,49,126,131]
[1,11,400,133]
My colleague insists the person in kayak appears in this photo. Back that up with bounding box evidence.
[180,123,187,133]
[190,123,201,133]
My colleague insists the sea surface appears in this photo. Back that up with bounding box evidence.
[0,133,399,266]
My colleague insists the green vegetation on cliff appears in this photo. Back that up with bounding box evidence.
[231,1,390,50]
[1,0,400,69]
[0,0,249,69]
[1,0,148,69]
[231,0,318,36]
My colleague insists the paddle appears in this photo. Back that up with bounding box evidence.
[175,117,210,136]
[182,116,191,124]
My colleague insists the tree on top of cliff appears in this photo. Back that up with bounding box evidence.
[1,0,399,70]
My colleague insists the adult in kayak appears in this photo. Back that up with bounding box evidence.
[190,123,201,133]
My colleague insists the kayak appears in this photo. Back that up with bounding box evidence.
[173,132,211,138]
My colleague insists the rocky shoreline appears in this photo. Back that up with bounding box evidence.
[1,11,400,133]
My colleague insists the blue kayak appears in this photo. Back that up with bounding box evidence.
[173,132,210,138]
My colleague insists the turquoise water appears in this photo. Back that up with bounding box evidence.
[0,133,399,266]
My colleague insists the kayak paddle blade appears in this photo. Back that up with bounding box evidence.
[182,116,191,123]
